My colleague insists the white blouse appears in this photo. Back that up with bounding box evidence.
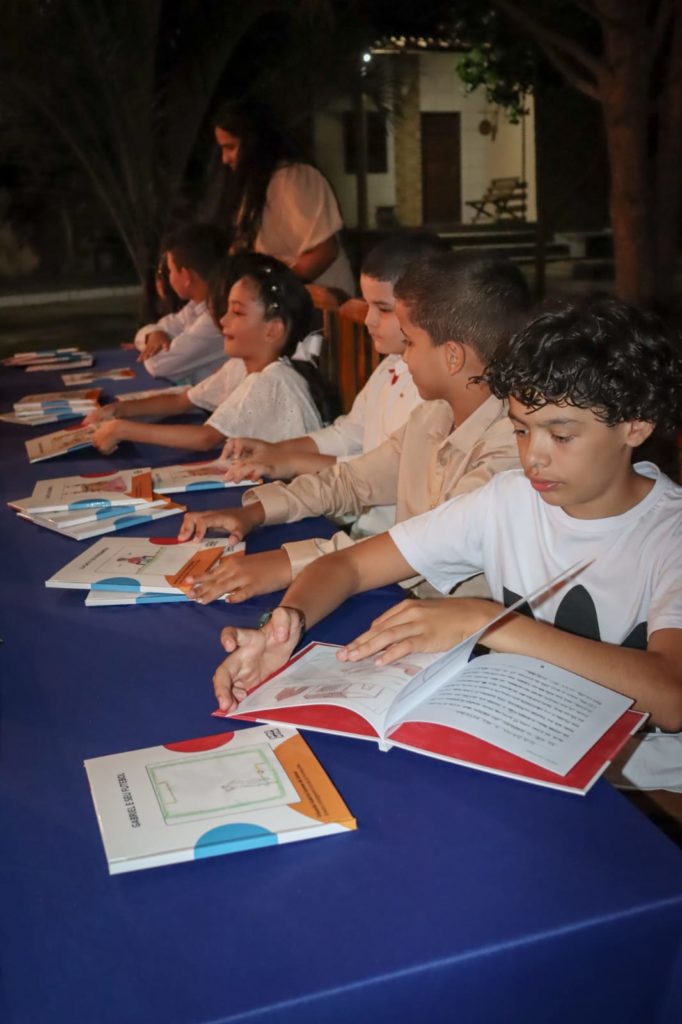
[206,359,323,441]
[254,164,355,295]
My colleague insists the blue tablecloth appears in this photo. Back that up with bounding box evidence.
[1,350,682,1024]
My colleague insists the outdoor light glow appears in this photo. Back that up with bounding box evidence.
[362,52,372,63]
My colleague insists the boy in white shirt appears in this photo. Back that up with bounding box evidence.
[210,297,682,760]
[134,224,229,385]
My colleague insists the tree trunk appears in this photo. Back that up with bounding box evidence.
[654,5,682,311]
[598,6,655,305]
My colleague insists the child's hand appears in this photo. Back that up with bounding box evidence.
[178,503,265,545]
[222,437,272,462]
[187,550,291,604]
[138,331,170,362]
[92,420,123,455]
[339,598,499,666]
[213,608,304,712]
[222,457,270,483]
[82,404,117,427]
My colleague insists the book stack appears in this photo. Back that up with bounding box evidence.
[62,368,135,386]
[3,348,94,371]
[1,388,102,427]
[43,535,244,605]
[8,468,186,541]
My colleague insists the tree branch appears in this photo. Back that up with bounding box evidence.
[492,0,603,84]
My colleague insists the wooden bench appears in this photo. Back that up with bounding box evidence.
[466,177,527,222]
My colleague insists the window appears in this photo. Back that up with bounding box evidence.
[343,111,388,174]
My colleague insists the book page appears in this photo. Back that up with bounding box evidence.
[146,744,298,824]
[238,643,439,735]
[393,652,633,776]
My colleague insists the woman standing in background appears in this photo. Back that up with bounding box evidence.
[214,100,355,297]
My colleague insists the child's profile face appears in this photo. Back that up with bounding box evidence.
[508,396,651,519]
[166,253,192,301]
[360,275,405,356]
[215,127,241,170]
[220,276,272,359]
[394,298,448,400]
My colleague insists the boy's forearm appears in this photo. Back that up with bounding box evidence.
[279,533,416,632]
[115,420,224,452]
[482,613,682,731]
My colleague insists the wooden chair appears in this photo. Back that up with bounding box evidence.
[335,299,378,413]
[306,288,379,414]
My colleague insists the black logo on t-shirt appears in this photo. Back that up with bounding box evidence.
[503,585,647,650]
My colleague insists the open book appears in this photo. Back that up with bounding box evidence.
[84,724,356,873]
[45,535,244,594]
[219,632,645,795]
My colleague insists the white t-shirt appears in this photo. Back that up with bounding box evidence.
[134,300,225,385]
[390,462,682,647]
[309,355,421,459]
[187,359,247,412]
[205,359,323,441]
[255,165,355,296]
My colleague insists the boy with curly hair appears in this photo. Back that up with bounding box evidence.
[212,297,682,768]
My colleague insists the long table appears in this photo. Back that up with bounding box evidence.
[1,350,682,1024]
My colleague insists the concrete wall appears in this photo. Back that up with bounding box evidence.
[314,50,536,228]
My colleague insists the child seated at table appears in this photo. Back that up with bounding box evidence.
[86,253,257,427]
[210,297,682,761]
[221,231,449,492]
[133,224,230,385]
[177,251,530,603]
[91,255,333,456]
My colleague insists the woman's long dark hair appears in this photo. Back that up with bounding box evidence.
[214,100,303,251]
[217,253,338,423]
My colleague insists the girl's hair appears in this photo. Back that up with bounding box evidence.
[214,100,303,251]
[207,252,267,326]
[220,253,338,423]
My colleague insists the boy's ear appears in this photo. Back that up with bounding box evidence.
[442,340,466,375]
[624,419,656,448]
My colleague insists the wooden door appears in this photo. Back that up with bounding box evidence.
[421,112,461,223]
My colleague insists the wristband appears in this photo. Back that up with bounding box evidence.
[258,606,307,637]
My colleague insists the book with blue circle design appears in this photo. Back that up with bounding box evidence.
[84,725,356,873]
